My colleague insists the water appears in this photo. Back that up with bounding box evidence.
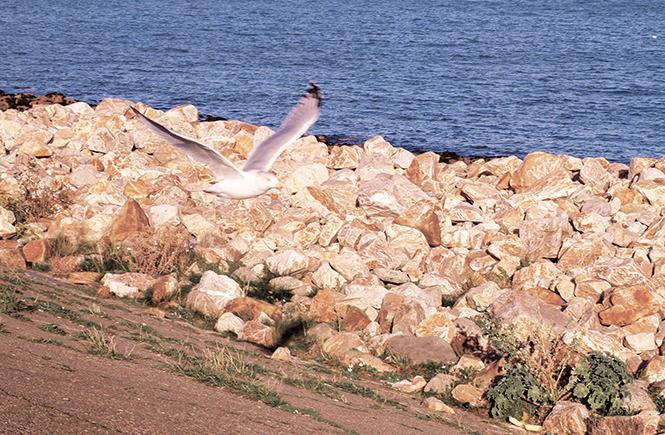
[1,0,663,163]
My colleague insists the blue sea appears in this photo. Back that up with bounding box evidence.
[1,0,663,163]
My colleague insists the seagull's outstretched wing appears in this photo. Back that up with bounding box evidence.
[242,82,322,172]
[131,107,243,181]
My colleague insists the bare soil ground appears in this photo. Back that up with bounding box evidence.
[0,268,519,435]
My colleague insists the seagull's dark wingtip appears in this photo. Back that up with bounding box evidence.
[306,81,322,105]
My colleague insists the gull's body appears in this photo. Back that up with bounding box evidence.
[131,83,321,199]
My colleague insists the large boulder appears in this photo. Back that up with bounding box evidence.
[385,335,458,365]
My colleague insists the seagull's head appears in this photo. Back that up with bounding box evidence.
[255,172,281,192]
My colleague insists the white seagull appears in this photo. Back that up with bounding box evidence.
[131,82,322,199]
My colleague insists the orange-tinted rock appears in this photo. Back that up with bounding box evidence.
[68,271,103,285]
[237,321,277,348]
[223,297,283,322]
[0,248,26,268]
[151,275,178,304]
[338,305,371,332]
[377,292,405,334]
[109,199,151,242]
[394,201,442,246]
[22,239,53,263]
[510,152,564,191]
[451,384,485,407]
[405,151,438,186]
[308,289,345,323]
[599,285,659,327]
[50,256,85,275]
[524,286,567,306]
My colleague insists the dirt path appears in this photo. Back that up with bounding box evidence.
[0,269,518,435]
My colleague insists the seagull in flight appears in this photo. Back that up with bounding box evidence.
[131,82,322,199]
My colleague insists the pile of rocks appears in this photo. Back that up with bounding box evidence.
[2,97,665,433]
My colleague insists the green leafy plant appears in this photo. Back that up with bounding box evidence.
[572,351,633,415]
[478,313,634,424]
[478,312,578,423]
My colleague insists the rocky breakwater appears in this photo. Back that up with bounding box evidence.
[2,97,665,433]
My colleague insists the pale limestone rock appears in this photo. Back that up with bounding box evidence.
[356,153,395,181]
[386,335,458,365]
[101,272,155,298]
[599,284,660,327]
[519,213,572,259]
[541,401,589,435]
[283,163,329,194]
[149,204,181,228]
[215,312,245,334]
[420,273,466,303]
[634,179,665,208]
[488,291,575,341]
[449,202,486,223]
[450,384,485,407]
[591,410,659,435]
[363,136,396,160]
[405,152,438,186]
[318,215,344,247]
[266,249,318,277]
[579,158,613,192]
[329,145,360,169]
[624,381,658,414]
[391,301,426,335]
[311,262,347,291]
[237,321,276,348]
[624,332,657,353]
[422,397,456,414]
[393,200,442,246]
[186,270,244,317]
[416,311,456,342]
[385,224,430,269]
[284,136,329,166]
[640,167,665,181]
[630,157,658,178]
[182,213,221,239]
[563,328,638,363]
[0,211,16,239]
[510,152,567,190]
[330,249,371,281]
[623,314,661,336]
[358,173,430,219]
[269,276,305,292]
[453,355,485,372]
[271,346,294,363]
[357,232,401,270]
[394,148,416,169]
[572,212,611,233]
[392,375,427,393]
[322,332,368,357]
[643,356,665,384]
[574,279,612,302]
[440,226,485,250]
[337,350,394,372]
[525,167,579,200]
[373,268,410,284]
[481,156,522,177]
[465,281,505,311]
[393,282,440,313]
[424,373,460,394]
[558,233,615,272]
[320,178,360,214]
[342,281,389,310]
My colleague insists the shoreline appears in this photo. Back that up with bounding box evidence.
[0,89,510,165]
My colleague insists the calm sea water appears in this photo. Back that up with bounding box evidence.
[1,0,663,163]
